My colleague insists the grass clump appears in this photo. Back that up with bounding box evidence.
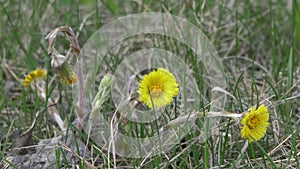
[0,0,299,168]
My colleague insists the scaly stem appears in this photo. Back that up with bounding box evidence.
[46,26,84,131]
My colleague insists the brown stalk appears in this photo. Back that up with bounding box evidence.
[46,26,85,130]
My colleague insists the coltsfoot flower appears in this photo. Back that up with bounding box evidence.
[23,69,47,87]
[138,68,179,109]
[55,62,78,85]
[241,104,270,142]
[51,52,78,85]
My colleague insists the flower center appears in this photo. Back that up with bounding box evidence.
[150,84,163,97]
[248,117,259,129]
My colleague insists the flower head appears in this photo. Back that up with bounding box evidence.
[51,52,78,85]
[138,68,179,109]
[55,62,78,85]
[241,104,269,142]
[23,69,47,87]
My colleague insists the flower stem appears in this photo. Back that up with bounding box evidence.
[162,111,242,131]
[46,26,84,131]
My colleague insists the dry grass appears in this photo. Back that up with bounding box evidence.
[1,0,299,168]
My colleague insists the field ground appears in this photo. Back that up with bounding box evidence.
[1,0,299,168]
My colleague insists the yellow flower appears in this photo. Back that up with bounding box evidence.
[51,52,78,85]
[241,104,269,142]
[55,62,78,85]
[138,68,179,109]
[23,69,47,87]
